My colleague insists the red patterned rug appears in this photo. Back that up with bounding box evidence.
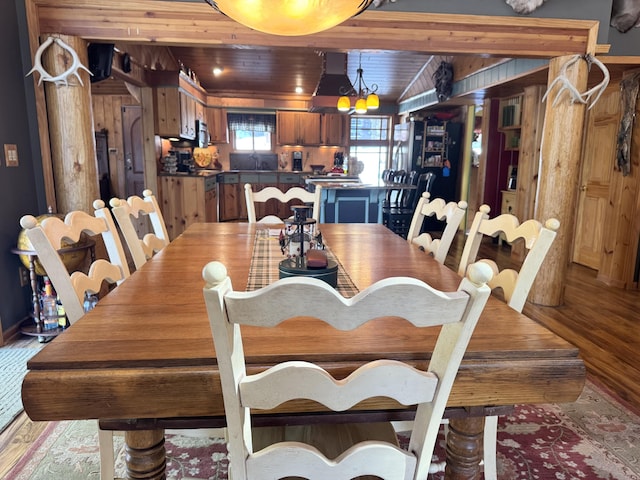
[6,378,640,479]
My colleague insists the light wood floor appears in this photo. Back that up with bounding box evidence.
[1,232,639,476]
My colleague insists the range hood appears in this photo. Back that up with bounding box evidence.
[309,52,353,113]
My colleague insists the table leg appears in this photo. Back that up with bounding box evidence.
[123,429,166,480]
[445,416,484,480]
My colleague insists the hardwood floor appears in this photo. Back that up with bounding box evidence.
[444,233,640,413]
[1,231,639,476]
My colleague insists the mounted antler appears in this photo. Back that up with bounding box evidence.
[26,36,93,87]
[542,54,610,110]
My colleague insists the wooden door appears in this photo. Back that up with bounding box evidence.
[572,88,620,269]
[123,105,145,198]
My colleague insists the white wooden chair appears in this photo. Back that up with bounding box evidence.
[20,200,130,325]
[109,189,169,270]
[406,192,468,264]
[455,203,560,480]
[20,200,131,480]
[244,183,321,223]
[201,259,493,480]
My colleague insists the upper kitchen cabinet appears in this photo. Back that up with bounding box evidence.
[277,111,321,145]
[150,71,207,140]
[320,113,348,146]
[206,107,229,144]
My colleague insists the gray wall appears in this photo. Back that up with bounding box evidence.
[0,0,44,334]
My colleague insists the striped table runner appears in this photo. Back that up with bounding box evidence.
[247,229,359,297]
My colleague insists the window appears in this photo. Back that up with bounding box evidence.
[348,116,390,185]
[227,113,275,151]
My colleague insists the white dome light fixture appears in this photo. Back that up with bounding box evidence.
[205,0,374,36]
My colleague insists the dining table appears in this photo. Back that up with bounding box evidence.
[21,222,585,480]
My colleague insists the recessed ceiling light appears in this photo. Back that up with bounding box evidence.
[295,86,303,94]
[213,67,224,76]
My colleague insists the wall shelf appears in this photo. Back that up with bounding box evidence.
[498,94,523,151]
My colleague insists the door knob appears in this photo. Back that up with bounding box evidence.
[580,184,587,191]
[125,157,133,171]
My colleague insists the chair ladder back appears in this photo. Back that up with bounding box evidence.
[408,193,468,264]
[457,204,491,277]
[202,261,493,480]
[488,218,560,312]
[110,190,169,270]
[245,183,320,223]
[93,200,131,281]
[20,201,129,324]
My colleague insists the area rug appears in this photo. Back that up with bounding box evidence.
[6,379,640,479]
[0,348,41,434]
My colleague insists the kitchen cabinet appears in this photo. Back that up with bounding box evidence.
[157,174,218,240]
[217,172,305,221]
[154,87,202,140]
[206,107,229,144]
[218,173,241,222]
[498,94,523,151]
[179,91,197,139]
[422,120,448,167]
[276,111,321,145]
[320,113,348,146]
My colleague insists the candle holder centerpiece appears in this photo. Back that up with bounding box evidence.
[278,206,338,287]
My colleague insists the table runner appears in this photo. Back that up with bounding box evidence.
[247,229,359,297]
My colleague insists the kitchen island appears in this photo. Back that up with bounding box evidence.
[306,178,416,224]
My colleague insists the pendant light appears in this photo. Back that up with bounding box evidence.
[337,53,379,114]
[206,0,374,36]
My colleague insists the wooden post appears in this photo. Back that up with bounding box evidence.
[42,34,99,214]
[529,55,589,306]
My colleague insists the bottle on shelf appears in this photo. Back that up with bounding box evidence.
[41,276,58,330]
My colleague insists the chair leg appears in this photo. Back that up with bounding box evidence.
[483,415,498,480]
[98,424,115,480]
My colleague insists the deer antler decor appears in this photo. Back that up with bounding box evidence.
[26,36,92,87]
[542,54,610,110]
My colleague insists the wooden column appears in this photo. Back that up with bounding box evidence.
[529,55,589,306]
[42,34,99,214]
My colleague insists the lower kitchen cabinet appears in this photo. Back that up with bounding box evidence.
[218,173,241,222]
[158,174,218,240]
[217,172,306,221]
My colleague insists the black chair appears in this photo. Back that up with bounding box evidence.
[383,172,435,238]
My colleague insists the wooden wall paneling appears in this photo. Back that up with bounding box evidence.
[141,86,159,197]
[597,83,640,288]
[25,1,57,211]
[512,84,546,260]
[91,94,138,199]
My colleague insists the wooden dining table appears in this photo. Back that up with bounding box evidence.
[22,223,585,480]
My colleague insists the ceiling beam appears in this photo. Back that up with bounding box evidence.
[32,0,600,58]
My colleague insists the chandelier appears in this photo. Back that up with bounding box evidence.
[206,0,374,36]
[337,54,379,114]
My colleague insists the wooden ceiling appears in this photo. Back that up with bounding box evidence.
[163,46,437,103]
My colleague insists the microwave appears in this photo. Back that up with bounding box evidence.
[196,120,210,148]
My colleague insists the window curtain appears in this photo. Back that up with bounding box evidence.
[227,113,276,132]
